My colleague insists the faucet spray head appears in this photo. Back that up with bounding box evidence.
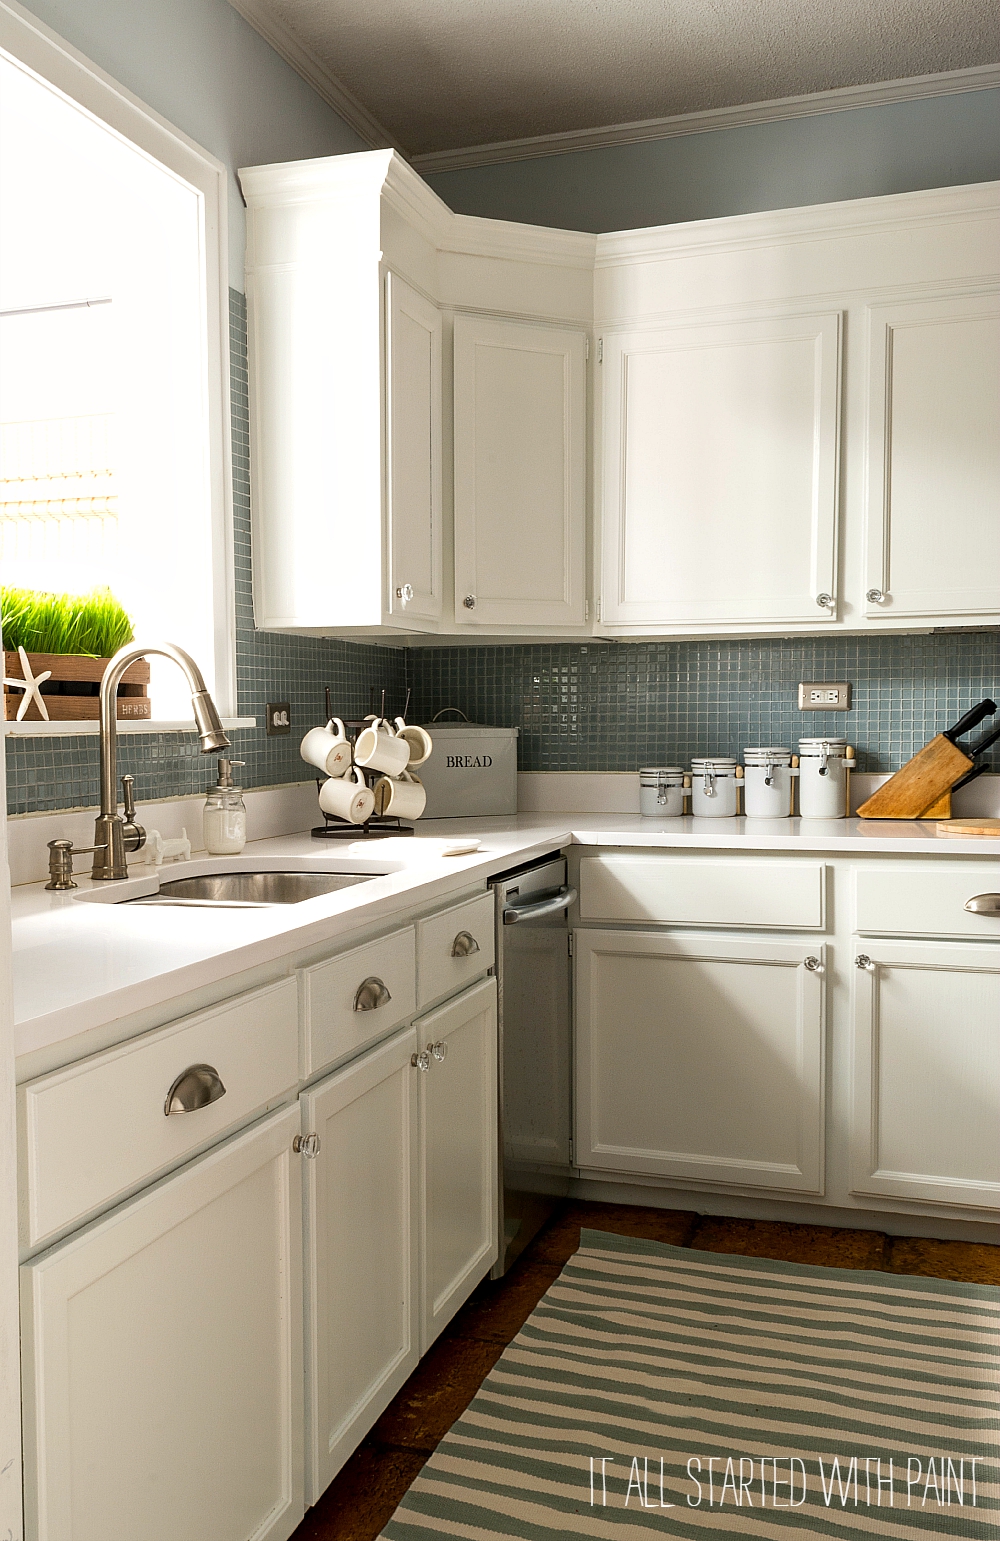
[191,690,230,753]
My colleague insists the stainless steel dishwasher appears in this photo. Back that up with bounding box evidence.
[489,854,576,1277]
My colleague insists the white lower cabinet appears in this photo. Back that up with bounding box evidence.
[20,1104,304,1541]
[300,1026,419,1503]
[415,976,498,1350]
[850,940,1000,1210]
[575,929,826,1193]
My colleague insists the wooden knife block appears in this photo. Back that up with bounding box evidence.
[856,734,972,819]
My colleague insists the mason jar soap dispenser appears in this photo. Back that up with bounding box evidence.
[203,758,247,854]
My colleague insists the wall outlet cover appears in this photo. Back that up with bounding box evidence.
[266,700,291,735]
[798,682,852,710]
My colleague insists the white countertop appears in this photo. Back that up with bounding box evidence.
[11,811,1000,1063]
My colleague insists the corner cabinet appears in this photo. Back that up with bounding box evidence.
[599,313,842,629]
[453,314,587,629]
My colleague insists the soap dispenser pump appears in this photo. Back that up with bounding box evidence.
[203,758,247,855]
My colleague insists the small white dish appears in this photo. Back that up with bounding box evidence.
[442,838,481,856]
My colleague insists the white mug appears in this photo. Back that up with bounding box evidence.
[373,771,426,821]
[300,718,351,778]
[355,721,410,776]
[318,766,375,824]
[393,719,433,768]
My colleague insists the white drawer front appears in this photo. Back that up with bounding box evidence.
[302,927,416,1078]
[416,892,494,1010]
[20,977,298,1249]
[579,855,825,929]
[855,862,1000,940]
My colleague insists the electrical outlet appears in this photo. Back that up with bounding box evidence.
[798,682,852,710]
[266,700,291,735]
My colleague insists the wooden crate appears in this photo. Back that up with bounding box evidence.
[4,653,151,722]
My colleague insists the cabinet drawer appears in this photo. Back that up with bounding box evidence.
[416,892,494,1010]
[855,862,1000,940]
[19,977,298,1250]
[302,927,416,1078]
[579,855,825,929]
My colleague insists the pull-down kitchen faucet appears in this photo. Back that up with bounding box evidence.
[92,642,229,880]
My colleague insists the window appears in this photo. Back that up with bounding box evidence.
[0,6,233,722]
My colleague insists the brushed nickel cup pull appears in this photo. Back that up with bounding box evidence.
[430,1039,448,1062]
[411,1050,431,1072]
[164,1064,227,1116]
[965,894,1000,915]
[855,954,874,971]
[451,930,480,958]
[816,593,835,610]
[293,1132,321,1158]
[866,588,887,604]
[354,976,392,1011]
[804,956,824,972]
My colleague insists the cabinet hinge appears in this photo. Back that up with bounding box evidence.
[568,931,574,956]
[596,597,602,622]
[568,1137,575,1164]
[585,336,590,360]
[597,337,603,364]
[584,599,589,622]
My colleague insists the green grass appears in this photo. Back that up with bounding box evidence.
[0,586,135,657]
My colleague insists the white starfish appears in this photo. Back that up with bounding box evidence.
[4,645,52,722]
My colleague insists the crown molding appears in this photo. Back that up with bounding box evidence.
[226,0,402,153]
[411,63,1000,174]
[594,182,1000,273]
[593,179,1000,268]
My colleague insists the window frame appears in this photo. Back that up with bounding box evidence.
[0,0,237,720]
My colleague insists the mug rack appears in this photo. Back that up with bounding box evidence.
[311,714,416,840]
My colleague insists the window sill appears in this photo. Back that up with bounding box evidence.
[3,717,256,738]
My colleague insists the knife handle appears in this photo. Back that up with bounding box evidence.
[945,698,997,743]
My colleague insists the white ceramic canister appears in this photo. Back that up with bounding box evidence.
[798,738,849,819]
[639,767,685,817]
[743,746,794,819]
[690,757,739,818]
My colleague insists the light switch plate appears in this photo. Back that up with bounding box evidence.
[798,682,852,710]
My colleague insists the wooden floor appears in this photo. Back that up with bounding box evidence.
[290,1200,1000,1541]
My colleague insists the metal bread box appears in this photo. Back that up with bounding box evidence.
[417,723,519,817]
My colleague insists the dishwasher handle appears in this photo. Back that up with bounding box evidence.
[502,885,577,925]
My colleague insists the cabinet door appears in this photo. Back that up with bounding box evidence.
[385,272,443,626]
[300,1027,419,1503]
[417,977,498,1349]
[850,940,1000,1209]
[453,314,586,628]
[863,291,1000,620]
[600,313,841,628]
[21,1105,303,1541]
[575,930,825,1192]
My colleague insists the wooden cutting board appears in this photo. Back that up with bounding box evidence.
[856,734,972,819]
[936,818,1000,836]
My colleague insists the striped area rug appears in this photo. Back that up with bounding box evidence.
[379,1230,999,1540]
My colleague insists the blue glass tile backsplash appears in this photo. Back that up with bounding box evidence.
[6,291,998,815]
[408,634,1000,775]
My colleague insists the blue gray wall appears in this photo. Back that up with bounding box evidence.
[426,87,1000,231]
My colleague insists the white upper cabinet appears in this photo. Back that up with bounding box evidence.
[453,314,587,629]
[863,289,1000,621]
[385,273,444,626]
[600,313,841,628]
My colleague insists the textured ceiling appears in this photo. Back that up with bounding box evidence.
[253,0,999,156]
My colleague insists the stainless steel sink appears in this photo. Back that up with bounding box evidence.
[127,870,383,908]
